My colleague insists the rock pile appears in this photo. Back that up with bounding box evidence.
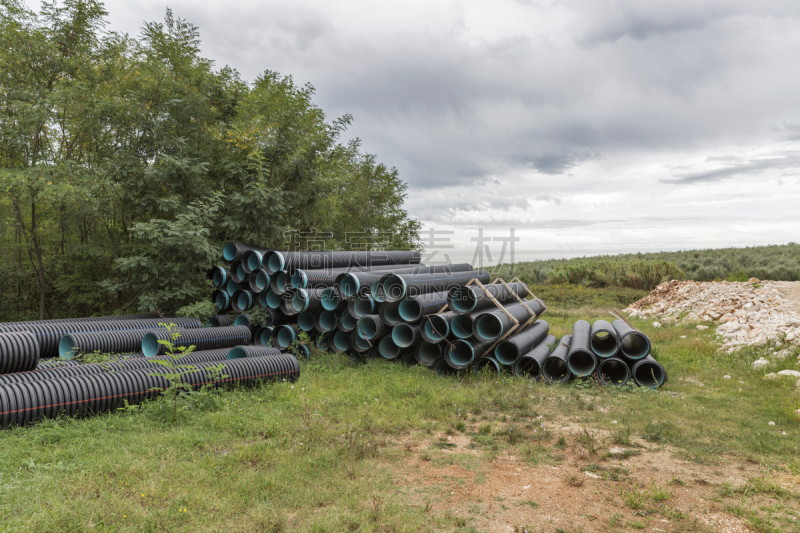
[625,279,800,352]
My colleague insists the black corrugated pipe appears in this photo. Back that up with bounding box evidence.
[378,301,403,327]
[567,321,596,378]
[59,330,150,359]
[232,290,254,313]
[233,314,258,332]
[347,294,376,319]
[206,315,233,328]
[260,307,292,328]
[36,359,82,370]
[142,325,252,357]
[2,318,202,360]
[432,357,460,377]
[255,327,274,346]
[291,263,425,289]
[493,320,551,366]
[0,313,165,327]
[413,342,442,367]
[445,338,494,369]
[297,312,317,332]
[351,330,372,353]
[229,261,248,284]
[391,323,422,348]
[212,290,231,312]
[222,242,273,263]
[611,320,651,360]
[282,288,326,316]
[397,290,450,323]
[226,279,241,297]
[337,310,358,333]
[264,250,422,276]
[450,308,494,339]
[1,347,279,385]
[271,325,300,351]
[0,355,300,428]
[381,266,485,302]
[270,270,292,295]
[447,282,531,314]
[314,310,338,332]
[620,354,666,389]
[241,247,276,274]
[473,301,547,343]
[401,350,418,366]
[330,330,351,353]
[315,331,332,351]
[0,332,40,373]
[357,315,387,341]
[512,334,556,380]
[473,356,502,375]
[319,288,344,311]
[542,334,573,384]
[378,336,403,360]
[596,358,631,386]
[336,264,470,299]
[261,288,281,309]
[248,268,270,293]
[420,312,455,344]
[590,320,620,359]
[210,267,230,288]
[225,346,282,359]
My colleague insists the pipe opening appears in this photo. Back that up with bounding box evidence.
[382,275,406,302]
[391,324,416,348]
[398,300,422,322]
[297,312,315,332]
[235,263,248,283]
[291,290,309,313]
[353,334,371,352]
[597,359,630,386]
[237,292,252,311]
[448,341,475,367]
[542,358,571,384]
[567,350,596,377]
[475,314,503,341]
[316,332,330,351]
[378,336,401,359]
[381,301,402,325]
[450,287,477,313]
[290,270,307,289]
[215,292,230,311]
[274,327,296,350]
[621,333,650,360]
[423,316,449,342]
[297,345,310,359]
[273,271,289,293]
[226,347,247,359]
[213,268,227,288]
[267,252,285,274]
[494,342,520,366]
[515,358,541,380]
[320,288,340,311]
[338,274,360,298]
[358,318,379,340]
[451,315,474,339]
[246,251,263,273]
[318,310,337,332]
[142,333,161,357]
[591,331,619,358]
[58,334,78,359]
[339,312,357,332]
[222,243,239,262]
[266,290,282,309]
[332,331,350,352]
[253,270,269,292]
[259,328,274,346]
[352,296,375,318]
[434,358,458,377]
[226,280,240,296]
[634,362,665,389]
[234,315,250,327]
[417,343,442,365]
[371,281,386,303]
[474,357,501,375]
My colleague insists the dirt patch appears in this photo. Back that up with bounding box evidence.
[391,430,789,533]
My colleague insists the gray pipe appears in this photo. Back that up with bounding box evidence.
[206,315,233,328]
[542,335,573,384]
[336,264,461,299]
[432,357,460,377]
[347,294,376,319]
[265,250,422,276]
[391,323,422,348]
[512,334,556,380]
[473,300,546,343]
[447,282,531,314]
[445,338,494,369]
[596,358,631,386]
[397,290,450,323]
[357,315,387,340]
[611,319,651,360]
[141,325,252,357]
[378,301,403,327]
[473,356,502,375]
[291,263,423,289]
[382,268,489,302]
[567,321,596,378]
[590,320,620,359]
[494,320,550,366]
[420,312,455,343]
[413,342,442,367]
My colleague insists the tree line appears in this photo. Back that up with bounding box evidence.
[0,0,421,321]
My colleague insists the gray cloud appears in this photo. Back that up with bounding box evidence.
[665,151,800,184]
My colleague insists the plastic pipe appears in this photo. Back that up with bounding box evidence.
[512,334,556,380]
[445,338,494,370]
[357,315,387,340]
[270,325,299,351]
[473,356,502,375]
[590,320,620,359]
[611,320,651,360]
[397,290,450,322]
[493,320,550,366]
[542,334,573,384]
[381,268,489,302]
[413,342,442,367]
[567,321,596,378]
[596,358,631,386]
[447,282,530,314]
[420,312,455,344]
[391,323,422,348]
[473,301,546,343]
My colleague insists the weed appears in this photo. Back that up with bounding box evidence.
[649,482,672,503]
[611,426,632,446]
[621,485,646,510]
[454,421,467,433]
[555,436,567,448]
[609,513,624,527]
[516,500,539,509]
[478,423,492,435]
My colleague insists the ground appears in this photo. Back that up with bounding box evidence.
[1,286,799,532]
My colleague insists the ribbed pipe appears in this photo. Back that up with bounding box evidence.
[378,301,403,327]
[330,330,351,353]
[567,321,596,377]
[542,335,573,384]
[0,332,40,373]
[248,269,270,293]
[271,325,300,351]
[391,323,422,348]
[270,270,291,295]
[337,311,358,333]
[226,279,241,297]
[265,250,422,276]
[291,263,424,289]
[255,327,274,346]
[378,336,402,360]
[141,325,251,357]
[447,282,530,314]
[357,315,387,340]
[207,315,233,328]
[512,334,555,380]
[420,312,455,343]
[297,311,317,332]
[320,288,344,311]
[211,267,230,288]
[230,261,248,284]
[493,320,550,366]
[432,357,459,377]
[59,330,151,359]
[473,356,502,375]
[381,266,487,302]
[232,290,254,312]
[624,354,666,389]
[213,290,231,312]
[225,346,282,359]
[222,242,272,263]
[413,342,442,367]
[336,264,466,299]
[348,295,376,319]
[397,290,450,323]
[0,313,165,327]
[314,310,338,332]
[351,330,373,353]
[445,338,494,369]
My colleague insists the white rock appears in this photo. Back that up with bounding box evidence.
[723,375,731,379]
[765,373,777,379]
[777,370,800,378]
[768,421,776,426]
[652,322,662,328]
[697,325,709,330]
[753,358,770,370]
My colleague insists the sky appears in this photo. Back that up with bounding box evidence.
[102,0,800,264]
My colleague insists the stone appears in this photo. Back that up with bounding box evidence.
[723,375,731,379]
[752,358,770,370]
[777,370,800,378]
[697,325,709,330]
[652,322,662,328]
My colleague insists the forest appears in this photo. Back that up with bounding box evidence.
[0,0,420,322]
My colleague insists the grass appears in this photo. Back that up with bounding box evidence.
[1,285,799,531]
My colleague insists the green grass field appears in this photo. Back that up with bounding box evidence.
[1,287,799,532]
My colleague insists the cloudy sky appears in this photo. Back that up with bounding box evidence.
[104,0,800,264]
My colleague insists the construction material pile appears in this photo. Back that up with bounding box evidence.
[626,279,800,352]
[210,242,662,387]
